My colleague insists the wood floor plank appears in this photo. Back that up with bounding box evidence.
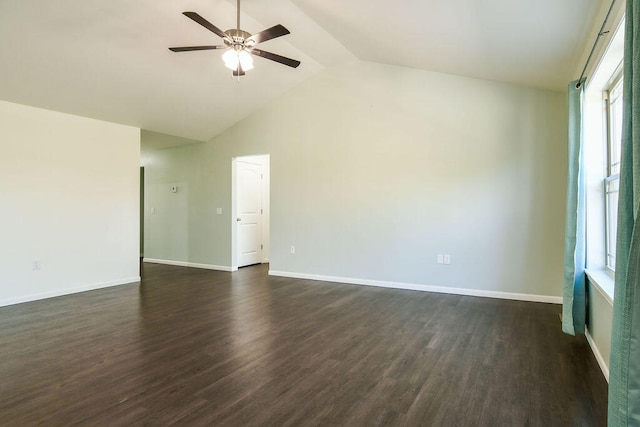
[0,263,608,426]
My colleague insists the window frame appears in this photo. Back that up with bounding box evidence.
[603,67,623,273]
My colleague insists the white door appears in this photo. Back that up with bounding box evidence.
[236,161,263,267]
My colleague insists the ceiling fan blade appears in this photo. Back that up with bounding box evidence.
[169,45,226,52]
[246,24,290,45]
[183,11,229,41]
[250,48,300,68]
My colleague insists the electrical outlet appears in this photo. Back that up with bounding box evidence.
[33,261,41,270]
[444,255,451,265]
[437,254,444,264]
[290,246,296,254]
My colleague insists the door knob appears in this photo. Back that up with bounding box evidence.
[236,218,241,222]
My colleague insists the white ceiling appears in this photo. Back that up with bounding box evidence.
[0,0,603,142]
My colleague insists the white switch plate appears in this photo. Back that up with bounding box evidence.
[444,254,451,265]
[437,254,444,264]
[33,261,41,270]
[216,208,222,215]
[290,246,296,254]
[151,207,155,214]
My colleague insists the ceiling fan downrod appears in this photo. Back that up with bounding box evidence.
[236,0,241,30]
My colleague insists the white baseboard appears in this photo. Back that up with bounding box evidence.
[268,270,562,304]
[0,276,141,308]
[586,327,610,382]
[143,258,236,272]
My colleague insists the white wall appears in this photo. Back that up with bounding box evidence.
[587,281,613,380]
[0,100,141,306]
[144,61,567,300]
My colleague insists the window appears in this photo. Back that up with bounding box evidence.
[604,74,623,271]
[583,15,624,299]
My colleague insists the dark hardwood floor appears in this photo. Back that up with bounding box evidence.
[0,263,607,426]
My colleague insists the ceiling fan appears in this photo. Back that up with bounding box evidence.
[169,0,301,77]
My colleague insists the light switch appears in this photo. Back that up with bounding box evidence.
[216,208,222,215]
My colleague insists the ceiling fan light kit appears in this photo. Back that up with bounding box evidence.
[223,49,253,71]
[169,0,300,77]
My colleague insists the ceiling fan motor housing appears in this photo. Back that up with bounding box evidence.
[224,29,252,47]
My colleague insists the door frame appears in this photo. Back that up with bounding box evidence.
[231,154,270,270]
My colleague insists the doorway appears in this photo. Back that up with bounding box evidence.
[140,166,144,259]
[232,155,270,269]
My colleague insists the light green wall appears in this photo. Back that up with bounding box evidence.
[143,141,227,265]
[144,60,568,297]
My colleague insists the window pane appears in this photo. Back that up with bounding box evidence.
[606,177,619,270]
[609,80,623,175]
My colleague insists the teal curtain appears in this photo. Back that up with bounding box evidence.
[562,79,587,336]
[609,2,640,425]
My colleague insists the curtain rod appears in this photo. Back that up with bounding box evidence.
[575,0,618,89]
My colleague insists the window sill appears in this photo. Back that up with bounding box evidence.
[585,268,614,305]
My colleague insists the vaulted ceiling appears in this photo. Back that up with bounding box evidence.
[0,0,604,142]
